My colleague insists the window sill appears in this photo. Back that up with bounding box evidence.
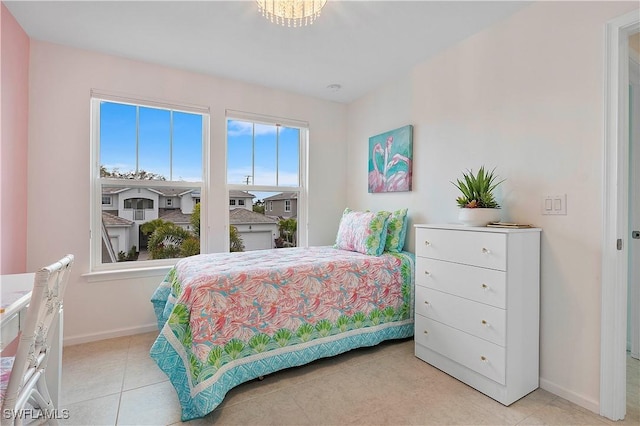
[83,265,172,283]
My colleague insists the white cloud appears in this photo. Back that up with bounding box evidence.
[227,120,278,137]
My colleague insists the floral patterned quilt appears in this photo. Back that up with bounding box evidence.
[150,246,414,420]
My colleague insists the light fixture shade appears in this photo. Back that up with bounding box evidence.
[256,0,327,27]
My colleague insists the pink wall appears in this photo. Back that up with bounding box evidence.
[0,4,29,274]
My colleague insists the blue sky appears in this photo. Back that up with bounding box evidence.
[226,119,299,187]
[100,102,300,202]
[100,102,203,181]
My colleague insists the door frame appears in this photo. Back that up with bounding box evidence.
[601,9,639,421]
[630,52,640,360]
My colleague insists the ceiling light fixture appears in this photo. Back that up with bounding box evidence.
[256,0,327,27]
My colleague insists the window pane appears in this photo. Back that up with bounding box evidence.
[96,100,205,268]
[278,127,299,186]
[227,120,254,185]
[254,123,277,186]
[100,102,136,176]
[101,183,201,264]
[139,107,171,179]
[173,112,203,181]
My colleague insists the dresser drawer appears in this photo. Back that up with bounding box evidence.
[415,286,506,346]
[416,228,507,271]
[415,315,506,385]
[415,257,507,309]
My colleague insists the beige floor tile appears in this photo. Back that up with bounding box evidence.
[61,358,126,405]
[59,393,120,426]
[56,333,640,426]
[117,380,182,425]
[212,346,368,410]
[64,336,131,365]
[127,331,160,358]
[123,350,169,391]
[61,336,131,404]
[519,397,611,426]
[199,386,312,425]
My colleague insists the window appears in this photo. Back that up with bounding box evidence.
[230,199,236,206]
[285,199,291,212]
[226,112,307,252]
[238,199,245,206]
[124,198,154,209]
[91,95,209,271]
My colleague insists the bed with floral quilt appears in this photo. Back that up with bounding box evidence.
[150,245,414,421]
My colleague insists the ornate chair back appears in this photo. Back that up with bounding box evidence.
[1,254,74,424]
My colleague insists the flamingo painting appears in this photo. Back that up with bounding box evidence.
[368,125,413,193]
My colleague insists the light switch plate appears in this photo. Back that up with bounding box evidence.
[542,194,567,215]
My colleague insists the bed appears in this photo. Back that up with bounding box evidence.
[150,245,414,421]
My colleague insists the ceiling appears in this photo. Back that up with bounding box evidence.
[4,1,532,103]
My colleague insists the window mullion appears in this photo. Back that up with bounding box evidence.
[135,106,140,174]
[276,125,280,186]
[170,110,173,181]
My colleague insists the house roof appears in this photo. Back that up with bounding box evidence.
[229,190,255,199]
[102,187,196,197]
[263,192,297,201]
[102,187,130,195]
[149,188,194,197]
[229,208,278,225]
[159,209,192,224]
[102,211,133,227]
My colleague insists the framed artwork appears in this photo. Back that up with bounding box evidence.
[368,125,413,193]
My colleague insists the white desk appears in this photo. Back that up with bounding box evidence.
[0,273,63,408]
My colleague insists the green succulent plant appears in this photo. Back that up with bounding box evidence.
[452,166,505,208]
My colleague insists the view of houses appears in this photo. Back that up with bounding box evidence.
[101,187,297,262]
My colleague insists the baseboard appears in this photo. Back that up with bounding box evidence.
[63,323,159,346]
[540,377,599,414]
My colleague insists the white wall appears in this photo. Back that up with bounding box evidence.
[106,227,130,256]
[346,0,638,414]
[27,41,347,344]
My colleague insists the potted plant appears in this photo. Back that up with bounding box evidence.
[451,166,505,226]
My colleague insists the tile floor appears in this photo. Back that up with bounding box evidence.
[58,332,639,425]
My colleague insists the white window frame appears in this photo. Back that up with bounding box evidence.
[225,110,308,248]
[89,92,210,273]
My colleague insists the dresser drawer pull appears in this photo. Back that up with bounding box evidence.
[481,319,489,327]
[424,270,431,276]
[480,355,488,362]
[423,300,430,305]
[423,330,429,335]
[481,283,489,290]
[424,240,431,246]
[481,247,491,254]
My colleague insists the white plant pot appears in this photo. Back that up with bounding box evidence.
[458,208,501,227]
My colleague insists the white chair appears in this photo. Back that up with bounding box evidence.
[0,255,74,425]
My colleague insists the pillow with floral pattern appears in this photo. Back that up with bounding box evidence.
[383,208,408,252]
[334,208,391,256]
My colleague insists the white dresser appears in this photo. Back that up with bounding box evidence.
[414,224,541,405]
